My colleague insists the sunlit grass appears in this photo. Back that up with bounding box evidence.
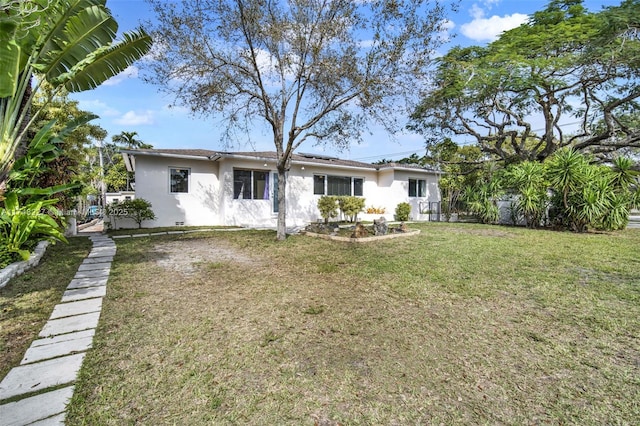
[66,224,640,424]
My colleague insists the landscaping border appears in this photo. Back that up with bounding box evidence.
[303,229,420,243]
[0,241,50,290]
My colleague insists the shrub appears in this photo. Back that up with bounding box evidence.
[108,198,156,229]
[394,202,411,221]
[337,196,365,222]
[317,196,339,223]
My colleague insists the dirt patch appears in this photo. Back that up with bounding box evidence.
[153,238,259,275]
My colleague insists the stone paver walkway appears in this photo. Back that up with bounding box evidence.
[0,234,115,426]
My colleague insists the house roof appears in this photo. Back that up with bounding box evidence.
[121,149,439,174]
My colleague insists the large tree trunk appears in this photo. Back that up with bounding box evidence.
[276,166,287,240]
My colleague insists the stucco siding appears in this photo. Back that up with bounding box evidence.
[133,156,221,227]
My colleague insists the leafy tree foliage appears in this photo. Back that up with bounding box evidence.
[410,0,640,163]
[145,0,452,239]
[0,0,152,196]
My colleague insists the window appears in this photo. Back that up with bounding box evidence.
[328,175,351,196]
[170,168,189,193]
[313,175,325,195]
[314,175,364,196]
[353,178,363,196]
[408,178,426,197]
[233,169,269,199]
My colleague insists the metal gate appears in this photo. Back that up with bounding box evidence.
[419,201,441,222]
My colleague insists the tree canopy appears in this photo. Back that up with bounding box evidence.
[0,0,152,196]
[410,0,640,164]
[144,0,454,239]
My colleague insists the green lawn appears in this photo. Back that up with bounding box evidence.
[0,237,92,379]
[60,223,639,424]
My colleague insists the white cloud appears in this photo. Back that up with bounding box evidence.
[461,4,528,42]
[102,66,140,87]
[76,99,120,117]
[114,110,155,126]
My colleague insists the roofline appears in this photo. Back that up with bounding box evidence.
[120,149,215,161]
[121,149,439,174]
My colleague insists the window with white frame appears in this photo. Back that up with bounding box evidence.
[408,178,426,197]
[170,168,190,193]
[233,169,269,199]
[314,174,363,196]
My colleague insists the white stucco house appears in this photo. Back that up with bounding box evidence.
[116,149,441,229]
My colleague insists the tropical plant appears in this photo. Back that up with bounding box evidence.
[395,202,411,222]
[317,196,339,224]
[461,180,502,224]
[502,161,548,227]
[0,193,67,260]
[0,0,152,196]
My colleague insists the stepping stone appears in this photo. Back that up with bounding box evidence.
[28,412,66,425]
[74,268,110,279]
[132,233,150,237]
[61,286,106,303]
[0,386,73,426]
[82,256,113,264]
[31,330,95,348]
[50,298,102,320]
[87,250,116,259]
[21,335,93,364]
[0,354,84,400]
[67,277,107,290]
[77,262,111,271]
[39,312,101,338]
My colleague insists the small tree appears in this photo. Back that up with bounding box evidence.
[146,0,452,240]
[112,199,156,229]
[317,196,338,224]
[337,196,365,223]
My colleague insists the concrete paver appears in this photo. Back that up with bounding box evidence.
[0,386,73,426]
[21,336,93,365]
[30,330,95,348]
[61,286,106,302]
[39,312,101,338]
[0,233,114,425]
[50,298,102,320]
[82,256,113,264]
[0,354,84,400]
[28,413,66,426]
[73,268,111,279]
[67,277,107,289]
[77,262,112,271]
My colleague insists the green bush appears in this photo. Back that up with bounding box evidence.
[337,196,365,222]
[394,202,411,221]
[108,198,156,229]
[317,196,339,223]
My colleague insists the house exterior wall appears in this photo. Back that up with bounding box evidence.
[122,153,441,229]
[385,170,441,220]
[127,156,221,228]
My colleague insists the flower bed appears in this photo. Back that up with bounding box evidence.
[0,241,50,289]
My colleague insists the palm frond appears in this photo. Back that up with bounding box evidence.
[63,28,152,92]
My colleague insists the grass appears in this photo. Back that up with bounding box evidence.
[0,236,92,379]
[61,222,640,424]
[106,225,240,236]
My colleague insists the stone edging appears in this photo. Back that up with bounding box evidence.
[304,229,421,243]
[0,241,50,290]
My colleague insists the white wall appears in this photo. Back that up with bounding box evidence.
[126,156,221,228]
[126,154,441,229]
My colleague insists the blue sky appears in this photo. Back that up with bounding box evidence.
[70,0,620,162]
